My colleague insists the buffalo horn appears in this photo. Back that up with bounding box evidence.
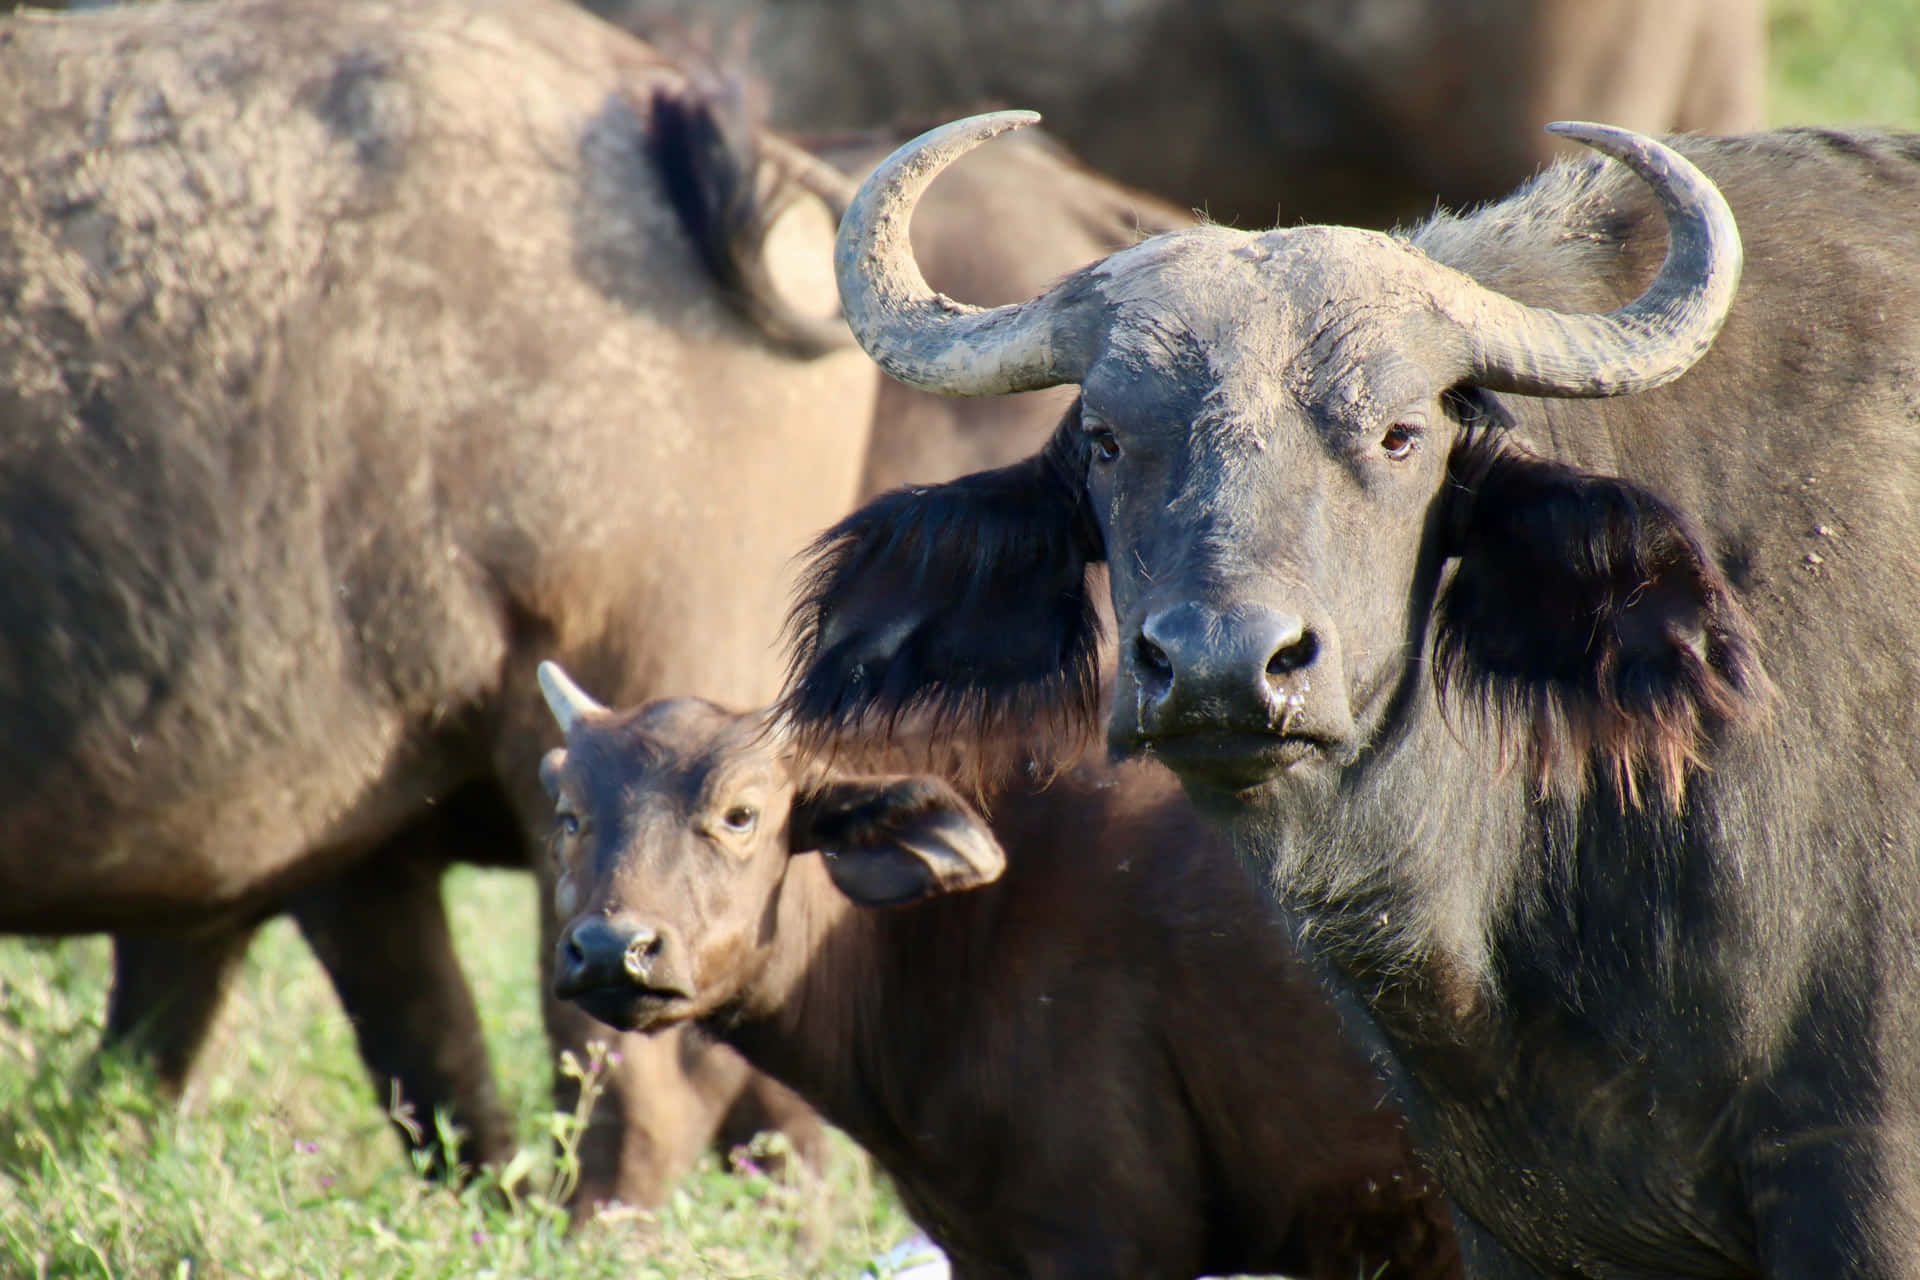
[537,661,606,736]
[835,110,1088,395]
[1456,122,1742,398]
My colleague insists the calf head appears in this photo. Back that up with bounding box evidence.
[785,112,1768,805]
[535,663,1006,1033]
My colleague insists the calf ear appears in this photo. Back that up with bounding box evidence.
[1436,442,1770,803]
[788,777,1007,907]
[780,415,1105,774]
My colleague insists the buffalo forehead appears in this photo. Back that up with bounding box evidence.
[1090,225,1462,433]
[576,699,782,821]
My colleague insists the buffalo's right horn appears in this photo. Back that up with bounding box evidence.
[1450,121,1742,398]
[835,111,1091,395]
[537,661,606,736]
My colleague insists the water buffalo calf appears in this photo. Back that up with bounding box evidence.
[534,664,1462,1280]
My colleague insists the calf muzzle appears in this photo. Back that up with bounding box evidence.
[553,915,687,1003]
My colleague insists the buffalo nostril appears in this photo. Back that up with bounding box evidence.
[1266,630,1320,677]
[622,928,662,980]
[561,933,588,976]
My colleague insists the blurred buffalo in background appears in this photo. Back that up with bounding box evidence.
[598,0,1764,228]
[0,0,871,1201]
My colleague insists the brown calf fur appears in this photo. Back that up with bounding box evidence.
[536,667,1460,1279]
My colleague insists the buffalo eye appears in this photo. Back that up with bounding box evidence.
[556,811,581,837]
[1086,424,1122,463]
[721,805,759,835]
[1380,423,1419,460]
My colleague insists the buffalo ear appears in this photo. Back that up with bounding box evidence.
[1436,443,1770,804]
[780,415,1105,775]
[789,777,1007,907]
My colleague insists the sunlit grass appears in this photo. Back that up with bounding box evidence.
[0,871,915,1278]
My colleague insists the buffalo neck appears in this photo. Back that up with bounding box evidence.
[706,853,1006,1157]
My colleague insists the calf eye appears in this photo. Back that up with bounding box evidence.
[557,812,580,838]
[1087,425,1121,463]
[721,806,758,834]
[1380,423,1419,460]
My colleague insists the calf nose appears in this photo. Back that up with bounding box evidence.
[1133,601,1320,731]
[554,916,664,998]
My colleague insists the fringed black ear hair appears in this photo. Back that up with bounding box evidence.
[1435,438,1771,806]
[779,414,1106,784]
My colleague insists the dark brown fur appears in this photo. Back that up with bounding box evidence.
[545,696,1462,1280]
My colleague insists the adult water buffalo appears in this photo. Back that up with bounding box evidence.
[599,0,1762,229]
[0,0,875,1196]
[0,0,1185,1209]
[535,665,1461,1280]
[785,115,1920,1277]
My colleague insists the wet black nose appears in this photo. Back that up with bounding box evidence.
[554,916,666,999]
[1133,601,1321,731]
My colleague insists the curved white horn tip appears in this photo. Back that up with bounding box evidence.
[938,108,1042,141]
[1543,120,1668,168]
[537,660,605,734]
[877,109,1043,176]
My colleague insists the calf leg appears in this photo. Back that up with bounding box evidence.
[551,1005,742,1211]
[101,922,260,1095]
[713,1067,829,1177]
[291,846,512,1176]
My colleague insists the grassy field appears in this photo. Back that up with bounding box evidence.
[0,870,916,1278]
[2,2,1915,1277]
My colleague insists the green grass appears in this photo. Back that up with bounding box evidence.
[1768,0,1920,128]
[0,870,916,1278]
[0,2,1913,1275]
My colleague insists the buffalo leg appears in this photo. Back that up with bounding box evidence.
[290,847,512,1176]
[550,1003,741,1212]
[713,1065,828,1177]
[101,923,261,1096]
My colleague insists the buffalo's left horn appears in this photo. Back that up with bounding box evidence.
[537,661,606,736]
[835,110,1092,395]
[1452,122,1742,398]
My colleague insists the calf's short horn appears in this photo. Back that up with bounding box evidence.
[537,660,607,736]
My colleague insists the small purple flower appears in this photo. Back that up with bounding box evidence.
[318,1176,334,1189]
[471,1229,487,1246]
[606,1050,623,1067]
[294,1139,320,1155]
